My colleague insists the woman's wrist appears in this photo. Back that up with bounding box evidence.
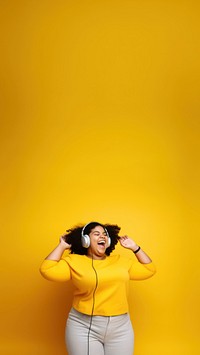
[58,242,69,251]
[132,245,140,253]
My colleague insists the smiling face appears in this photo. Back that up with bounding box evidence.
[87,225,109,259]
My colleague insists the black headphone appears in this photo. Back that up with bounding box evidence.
[81,222,111,248]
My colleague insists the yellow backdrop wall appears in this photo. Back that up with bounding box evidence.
[1,1,200,354]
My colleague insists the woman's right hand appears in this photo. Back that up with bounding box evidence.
[59,234,72,249]
[44,234,72,261]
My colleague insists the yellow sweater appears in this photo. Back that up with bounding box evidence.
[40,254,156,316]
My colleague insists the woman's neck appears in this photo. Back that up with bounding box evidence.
[87,252,106,260]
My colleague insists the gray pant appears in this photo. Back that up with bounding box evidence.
[65,308,134,355]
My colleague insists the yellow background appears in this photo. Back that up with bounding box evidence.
[1,0,200,354]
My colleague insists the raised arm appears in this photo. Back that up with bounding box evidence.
[45,235,71,260]
[119,235,156,280]
[119,235,152,264]
[40,235,72,282]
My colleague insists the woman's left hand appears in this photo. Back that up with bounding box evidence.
[119,235,153,264]
[119,235,138,251]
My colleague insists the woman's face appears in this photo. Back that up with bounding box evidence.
[87,225,109,259]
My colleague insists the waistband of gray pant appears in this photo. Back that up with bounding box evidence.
[69,307,128,319]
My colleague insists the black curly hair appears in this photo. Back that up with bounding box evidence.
[64,222,121,256]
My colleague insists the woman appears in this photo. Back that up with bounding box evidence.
[40,221,156,355]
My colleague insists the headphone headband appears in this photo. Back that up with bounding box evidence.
[82,222,108,237]
[81,222,94,238]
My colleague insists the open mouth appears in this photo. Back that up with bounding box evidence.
[97,240,106,247]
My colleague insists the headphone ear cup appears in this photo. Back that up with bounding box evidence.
[107,237,111,248]
[81,234,90,248]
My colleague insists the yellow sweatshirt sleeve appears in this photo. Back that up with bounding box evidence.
[128,260,156,280]
[40,259,71,282]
